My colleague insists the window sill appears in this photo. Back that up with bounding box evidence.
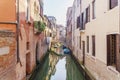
[92,18,96,21]
[86,53,91,56]
[91,56,96,61]
[109,6,118,10]
[107,66,119,75]
[86,54,96,61]
[26,20,31,25]
[80,30,85,33]
[26,50,30,54]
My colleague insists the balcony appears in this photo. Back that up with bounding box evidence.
[34,21,46,34]
[80,26,85,33]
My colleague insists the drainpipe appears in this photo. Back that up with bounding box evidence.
[119,0,120,34]
[16,0,22,66]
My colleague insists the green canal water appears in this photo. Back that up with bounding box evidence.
[30,52,86,80]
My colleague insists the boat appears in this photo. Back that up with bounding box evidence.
[63,48,71,54]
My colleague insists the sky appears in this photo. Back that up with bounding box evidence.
[43,0,74,26]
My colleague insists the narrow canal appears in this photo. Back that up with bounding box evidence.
[30,52,86,80]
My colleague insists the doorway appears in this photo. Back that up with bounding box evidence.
[107,34,120,72]
[26,52,31,75]
[36,43,40,64]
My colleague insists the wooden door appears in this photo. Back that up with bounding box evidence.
[116,34,120,72]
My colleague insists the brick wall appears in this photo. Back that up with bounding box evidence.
[0,30,16,80]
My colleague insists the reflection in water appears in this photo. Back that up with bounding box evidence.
[32,52,85,80]
[66,55,84,80]
[51,57,66,80]
[33,53,60,80]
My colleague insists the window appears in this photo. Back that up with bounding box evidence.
[87,36,89,53]
[77,0,80,7]
[77,16,80,28]
[26,42,30,50]
[80,13,84,30]
[92,0,96,19]
[92,35,95,56]
[78,37,79,48]
[50,33,52,37]
[67,20,69,27]
[80,0,81,4]
[80,36,81,49]
[40,6,43,16]
[109,0,118,9]
[26,0,30,21]
[34,2,39,15]
[71,25,72,32]
[40,2,44,16]
[86,6,90,23]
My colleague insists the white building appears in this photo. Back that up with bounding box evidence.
[69,0,120,80]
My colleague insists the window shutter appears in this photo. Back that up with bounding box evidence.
[107,35,111,66]
[79,16,80,27]
[110,0,118,9]
[92,0,95,19]
[81,13,84,30]
[77,17,79,28]
[86,6,90,23]
[80,36,81,49]
[82,41,85,65]
[77,16,80,28]
[86,8,88,23]
[116,34,120,72]
[92,36,95,56]
[88,6,90,22]
[80,15,82,30]
[84,11,86,29]
[87,36,89,53]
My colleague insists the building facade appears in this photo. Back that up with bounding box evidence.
[56,25,61,41]
[0,0,48,80]
[71,0,81,59]
[69,0,120,80]
[55,24,66,43]
[47,16,57,41]
[0,0,17,80]
[66,7,72,49]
